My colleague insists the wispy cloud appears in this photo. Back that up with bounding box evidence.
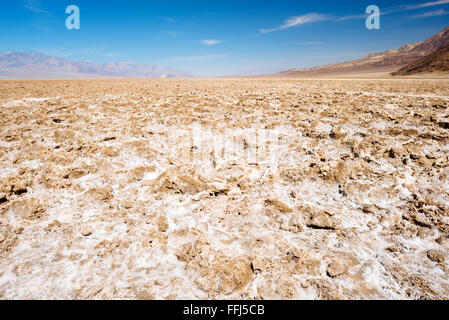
[399,0,449,11]
[260,13,330,34]
[22,0,53,31]
[201,39,223,46]
[163,17,176,23]
[22,0,51,15]
[174,54,228,61]
[262,1,449,33]
[410,8,449,18]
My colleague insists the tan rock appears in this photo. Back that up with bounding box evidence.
[265,198,292,214]
[9,198,45,220]
[0,193,7,204]
[11,181,28,195]
[102,146,120,157]
[152,166,208,195]
[327,258,348,278]
[80,225,93,237]
[88,187,114,201]
[157,215,169,232]
[65,168,88,179]
[128,165,156,182]
[427,250,445,263]
[251,256,271,274]
[177,240,252,295]
[307,210,339,230]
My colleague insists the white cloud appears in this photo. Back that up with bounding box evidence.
[260,13,331,34]
[267,0,449,30]
[201,40,223,46]
[410,8,449,18]
[401,0,449,10]
[380,0,449,15]
[22,0,51,14]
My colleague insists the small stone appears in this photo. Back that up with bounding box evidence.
[73,213,82,219]
[265,198,292,214]
[0,193,7,204]
[386,245,399,253]
[427,249,445,263]
[154,280,162,286]
[65,168,88,179]
[0,233,5,243]
[326,259,348,278]
[227,187,242,196]
[280,218,303,233]
[251,256,271,274]
[88,187,113,201]
[438,121,449,129]
[362,204,377,214]
[122,201,134,209]
[153,167,208,195]
[307,211,338,230]
[102,146,120,157]
[157,215,169,232]
[80,225,93,237]
[11,182,28,195]
[418,157,434,167]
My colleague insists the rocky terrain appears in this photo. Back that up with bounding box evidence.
[0,78,448,299]
[392,44,449,76]
[277,26,449,77]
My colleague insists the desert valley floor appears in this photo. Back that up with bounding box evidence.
[0,78,448,299]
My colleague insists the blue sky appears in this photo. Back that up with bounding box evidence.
[1,0,449,76]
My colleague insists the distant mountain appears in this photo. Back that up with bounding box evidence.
[276,26,449,77]
[0,52,194,79]
[392,43,449,76]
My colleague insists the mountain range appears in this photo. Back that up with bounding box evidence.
[277,26,449,77]
[0,52,194,79]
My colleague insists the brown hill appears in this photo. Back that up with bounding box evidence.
[392,43,449,75]
[277,26,449,77]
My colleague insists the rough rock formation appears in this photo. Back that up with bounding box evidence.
[0,78,448,299]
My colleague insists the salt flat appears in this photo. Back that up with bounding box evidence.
[0,78,448,299]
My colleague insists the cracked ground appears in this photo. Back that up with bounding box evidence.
[0,78,448,299]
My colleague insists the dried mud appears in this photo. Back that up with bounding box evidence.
[0,78,448,299]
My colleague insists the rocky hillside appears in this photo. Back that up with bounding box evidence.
[392,43,449,75]
[277,26,449,77]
